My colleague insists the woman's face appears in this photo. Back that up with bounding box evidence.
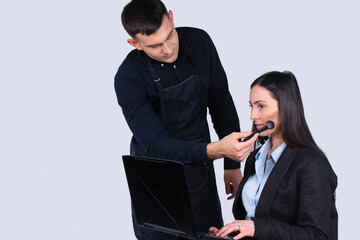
[249,85,281,138]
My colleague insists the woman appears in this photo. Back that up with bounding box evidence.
[210,71,338,239]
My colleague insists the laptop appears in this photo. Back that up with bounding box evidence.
[122,155,233,240]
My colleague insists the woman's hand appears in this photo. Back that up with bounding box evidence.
[209,220,255,239]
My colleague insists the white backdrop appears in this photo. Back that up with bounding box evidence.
[1,0,359,239]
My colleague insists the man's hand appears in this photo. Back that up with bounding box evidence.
[224,169,242,200]
[207,132,259,161]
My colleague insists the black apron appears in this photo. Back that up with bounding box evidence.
[130,52,223,240]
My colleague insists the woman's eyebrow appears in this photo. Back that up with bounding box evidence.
[250,100,267,105]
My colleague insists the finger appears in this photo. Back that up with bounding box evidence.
[236,150,250,162]
[228,179,241,199]
[219,226,239,238]
[240,133,259,146]
[248,132,259,142]
[209,226,218,233]
[236,141,255,157]
[233,131,253,140]
[233,233,244,240]
[224,179,231,195]
[215,224,230,237]
[226,183,235,200]
[239,150,251,161]
[217,224,239,238]
[227,193,235,200]
[237,138,258,160]
[234,229,251,240]
[226,186,235,200]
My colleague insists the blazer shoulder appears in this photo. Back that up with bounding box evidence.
[290,146,337,182]
[293,146,329,166]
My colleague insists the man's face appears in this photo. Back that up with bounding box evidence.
[128,11,179,63]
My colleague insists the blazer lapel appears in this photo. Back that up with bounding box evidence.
[232,149,259,219]
[255,147,299,218]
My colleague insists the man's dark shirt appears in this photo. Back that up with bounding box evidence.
[115,27,240,169]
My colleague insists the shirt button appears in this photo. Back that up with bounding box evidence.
[161,63,164,67]
[173,65,176,69]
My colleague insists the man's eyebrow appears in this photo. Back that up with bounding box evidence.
[146,28,174,48]
[146,43,162,48]
[166,28,174,40]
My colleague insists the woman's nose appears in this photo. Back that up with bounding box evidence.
[250,109,257,121]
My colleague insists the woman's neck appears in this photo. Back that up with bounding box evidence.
[269,134,284,154]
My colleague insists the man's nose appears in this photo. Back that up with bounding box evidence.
[162,43,172,54]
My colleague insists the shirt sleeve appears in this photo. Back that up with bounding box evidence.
[204,32,241,169]
[115,69,209,164]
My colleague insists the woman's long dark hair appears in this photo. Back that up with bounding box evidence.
[251,71,324,156]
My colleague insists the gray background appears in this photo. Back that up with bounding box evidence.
[1,0,359,239]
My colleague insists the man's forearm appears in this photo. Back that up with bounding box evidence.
[206,142,222,161]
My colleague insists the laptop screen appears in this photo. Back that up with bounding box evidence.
[122,155,199,239]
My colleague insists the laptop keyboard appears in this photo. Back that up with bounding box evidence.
[200,232,233,239]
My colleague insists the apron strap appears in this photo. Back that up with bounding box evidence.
[137,51,167,126]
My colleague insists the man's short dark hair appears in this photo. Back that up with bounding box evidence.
[121,0,168,38]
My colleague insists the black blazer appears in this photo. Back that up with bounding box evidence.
[233,146,338,240]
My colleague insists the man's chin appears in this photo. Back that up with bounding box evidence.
[163,50,178,63]
[164,54,178,63]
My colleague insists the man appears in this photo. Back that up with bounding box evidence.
[114,0,258,239]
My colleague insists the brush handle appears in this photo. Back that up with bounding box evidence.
[239,121,274,142]
[241,131,258,142]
